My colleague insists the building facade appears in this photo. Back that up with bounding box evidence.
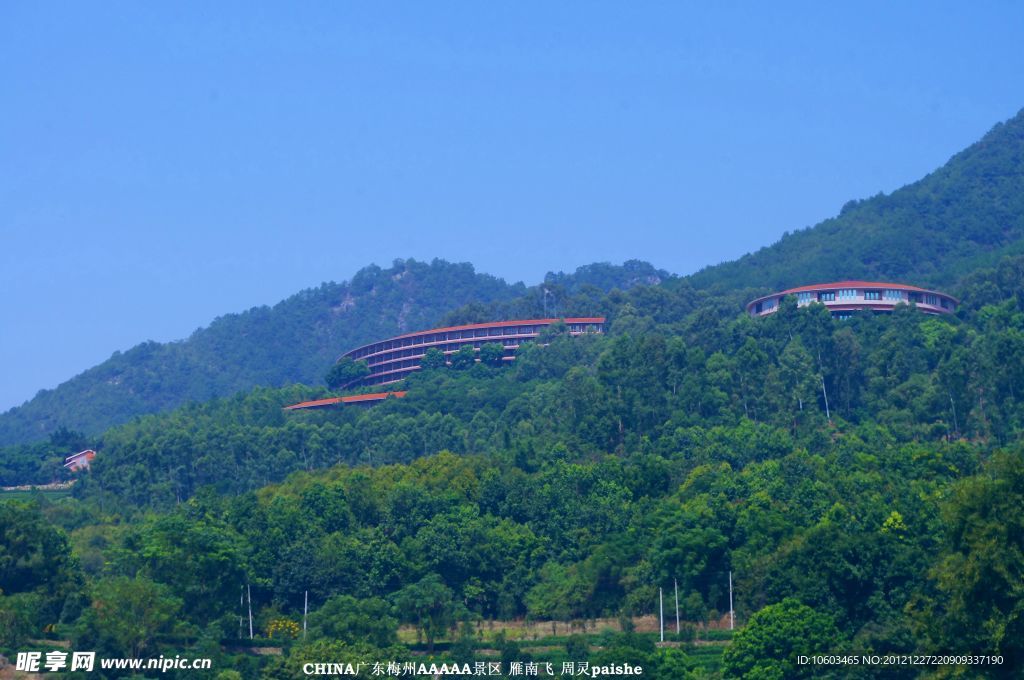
[746,281,957,318]
[63,449,96,472]
[339,317,606,388]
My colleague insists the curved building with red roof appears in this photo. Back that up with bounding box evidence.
[339,317,605,388]
[746,281,957,318]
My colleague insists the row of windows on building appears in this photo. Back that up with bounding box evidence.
[348,323,602,360]
[755,289,951,313]
[797,290,947,305]
[366,342,518,373]
[350,327,540,359]
[366,339,521,363]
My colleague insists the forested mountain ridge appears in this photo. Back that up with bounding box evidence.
[0,260,521,446]
[0,259,669,447]
[689,107,1024,293]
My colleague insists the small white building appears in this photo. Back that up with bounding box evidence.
[64,449,96,472]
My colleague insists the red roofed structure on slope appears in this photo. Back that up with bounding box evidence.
[284,391,407,411]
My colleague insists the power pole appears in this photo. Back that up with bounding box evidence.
[674,578,680,635]
[659,587,664,643]
[729,571,734,631]
[821,374,831,423]
[303,590,308,639]
[247,584,254,639]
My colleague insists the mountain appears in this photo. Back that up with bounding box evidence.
[0,259,522,446]
[0,259,668,447]
[689,108,1024,293]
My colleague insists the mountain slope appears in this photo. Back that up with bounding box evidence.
[0,259,670,446]
[0,259,522,445]
[689,108,1024,293]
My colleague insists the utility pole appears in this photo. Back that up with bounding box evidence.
[821,374,831,423]
[729,572,734,631]
[659,587,664,643]
[674,579,680,635]
[303,590,308,639]
[247,584,254,639]
[817,349,831,424]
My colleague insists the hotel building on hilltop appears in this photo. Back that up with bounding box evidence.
[746,281,958,319]
[338,317,606,389]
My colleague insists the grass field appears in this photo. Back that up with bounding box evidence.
[0,488,72,501]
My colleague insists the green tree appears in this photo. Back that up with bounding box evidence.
[778,337,819,419]
[479,342,505,367]
[591,631,656,679]
[325,358,370,390]
[526,561,591,627]
[83,576,182,656]
[735,337,769,421]
[308,595,398,647]
[650,646,698,680]
[119,514,247,626]
[390,575,456,651]
[449,346,477,370]
[565,633,589,660]
[0,592,43,648]
[0,500,76,596]
[912,450,1024,674]
[420,347,447,370]
[722,598,844,679]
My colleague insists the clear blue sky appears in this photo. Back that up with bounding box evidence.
[2,2,1024,412]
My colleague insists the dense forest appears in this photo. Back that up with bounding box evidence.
[3,252,1023,678]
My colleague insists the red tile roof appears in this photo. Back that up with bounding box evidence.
[385,317,605,340]
[283,391,407,411]
[63,449,96,463]
[778,281,931,294]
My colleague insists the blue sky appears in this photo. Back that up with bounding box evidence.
[2,2,1024,412]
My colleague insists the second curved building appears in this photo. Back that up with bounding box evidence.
[746,281,957,318]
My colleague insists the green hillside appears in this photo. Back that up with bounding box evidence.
[6,102,1024,672]
[4,258,1022,676]
[689,108,1024,293]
